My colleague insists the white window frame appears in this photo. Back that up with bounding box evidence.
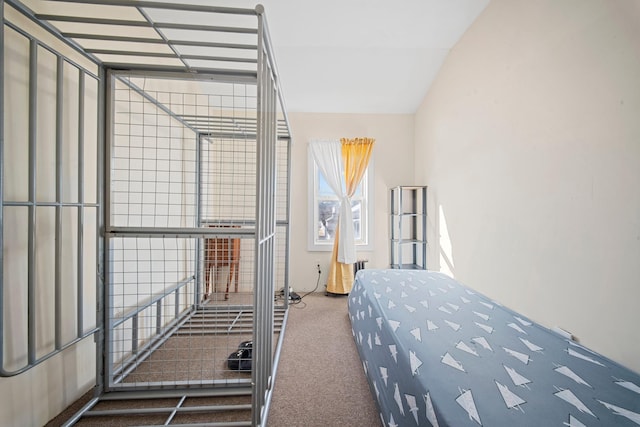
[307,149,374,252]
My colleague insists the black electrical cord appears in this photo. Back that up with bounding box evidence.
[290,266,322,305]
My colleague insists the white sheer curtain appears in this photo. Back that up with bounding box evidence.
[309,139,356,264]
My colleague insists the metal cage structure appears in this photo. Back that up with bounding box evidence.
[1,1,291,426]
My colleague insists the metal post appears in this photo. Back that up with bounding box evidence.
[174,288,180,319]
[94,64,106,396]
[155,300,162,335]
[55,55,64,350]
[195,133,202,306]
[283,138,292,307]
[77,69,85,336]
[0,0,5,373]
[132,315,138,354]
[27,38,38,364]
[412,188,417,268]
[252,8,265,424]
[254,6,280,422]
[390,188,395,268]
[422,187,427,269]
[398,188,403,267]
[103,69,114,391]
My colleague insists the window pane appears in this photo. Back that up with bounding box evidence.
[351,199,362,240]
[310,153,371,250]
[316,199,364,244]
[318,172,337,197]
[317,200,339,241]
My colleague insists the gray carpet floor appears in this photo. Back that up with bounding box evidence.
[267,293,380,427]
[46,293,380,426]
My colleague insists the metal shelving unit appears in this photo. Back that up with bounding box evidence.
[390,186,427,269]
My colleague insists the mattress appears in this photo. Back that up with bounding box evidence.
[348,269,640,426]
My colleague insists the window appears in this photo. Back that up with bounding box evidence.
[308,151,374,251]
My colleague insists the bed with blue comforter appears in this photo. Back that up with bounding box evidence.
[348,269,640,426]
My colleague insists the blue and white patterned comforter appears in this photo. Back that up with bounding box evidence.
[348,269,640,426]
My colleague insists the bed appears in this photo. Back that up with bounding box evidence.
[348,269,640,426]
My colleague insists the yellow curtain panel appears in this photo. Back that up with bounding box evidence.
[326,137,375,294]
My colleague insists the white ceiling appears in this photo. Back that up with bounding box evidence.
[146,0,490,114]
[41,0,489,115]
[255,0,490,114]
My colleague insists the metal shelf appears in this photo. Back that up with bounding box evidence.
[390,186,427,270]
[390,263,424,270]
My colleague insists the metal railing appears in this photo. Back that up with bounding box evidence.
[110,275,196,383]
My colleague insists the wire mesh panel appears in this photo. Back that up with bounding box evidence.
[275,140,291,303]
[201,136,257,226]
[110,76,198,229]
[200,133,257,306]
[105,70,288,398]
[106,234,284,390]
[108,236,197,385]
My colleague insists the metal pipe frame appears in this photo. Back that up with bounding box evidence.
[108,286,200,386]
[4,0,102,67]
[201,132,290,142]
[254,5,292,142]
[95,64,107,397]
[35,14,258,35]
[60,32,257,51]
[103,69,115,391]
[102,66,204,390]
[195,133,203,307]
[252,9,279,424]
[77,70,85,337]
[1,201,99,208]
[112,301,196,385]
[64,390,254,427]
[260,304,289,426]
[102,66,261,393]
[276,138,292,310]
[27,38,38,365]
[4,2,293,425]
[35,1,256,76]
[112,378,252,392]
[104,69,204,391]
[113,74,199,134]
[0,0,5,380]
[0,21,101,377]
[421,187,428,269]
[6,0,268,83]
[135,4,191,71]
[54,54,63,351]
[101,387,253,400]
[110,70,291,143]
[111,276,195,329]
[104,62,258,79]
[106,227,256,238]
[411,189,418,266]
[50,0,258,17]
[4,0,291,96]
[103,66,270,394]
[3,20,98,79]
[84,48,258,64]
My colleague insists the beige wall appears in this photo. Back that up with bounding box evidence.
[0,340,95,426]
[414,0,640,372]
[288,113,414,293]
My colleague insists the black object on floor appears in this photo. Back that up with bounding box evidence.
[227,340,252,372]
